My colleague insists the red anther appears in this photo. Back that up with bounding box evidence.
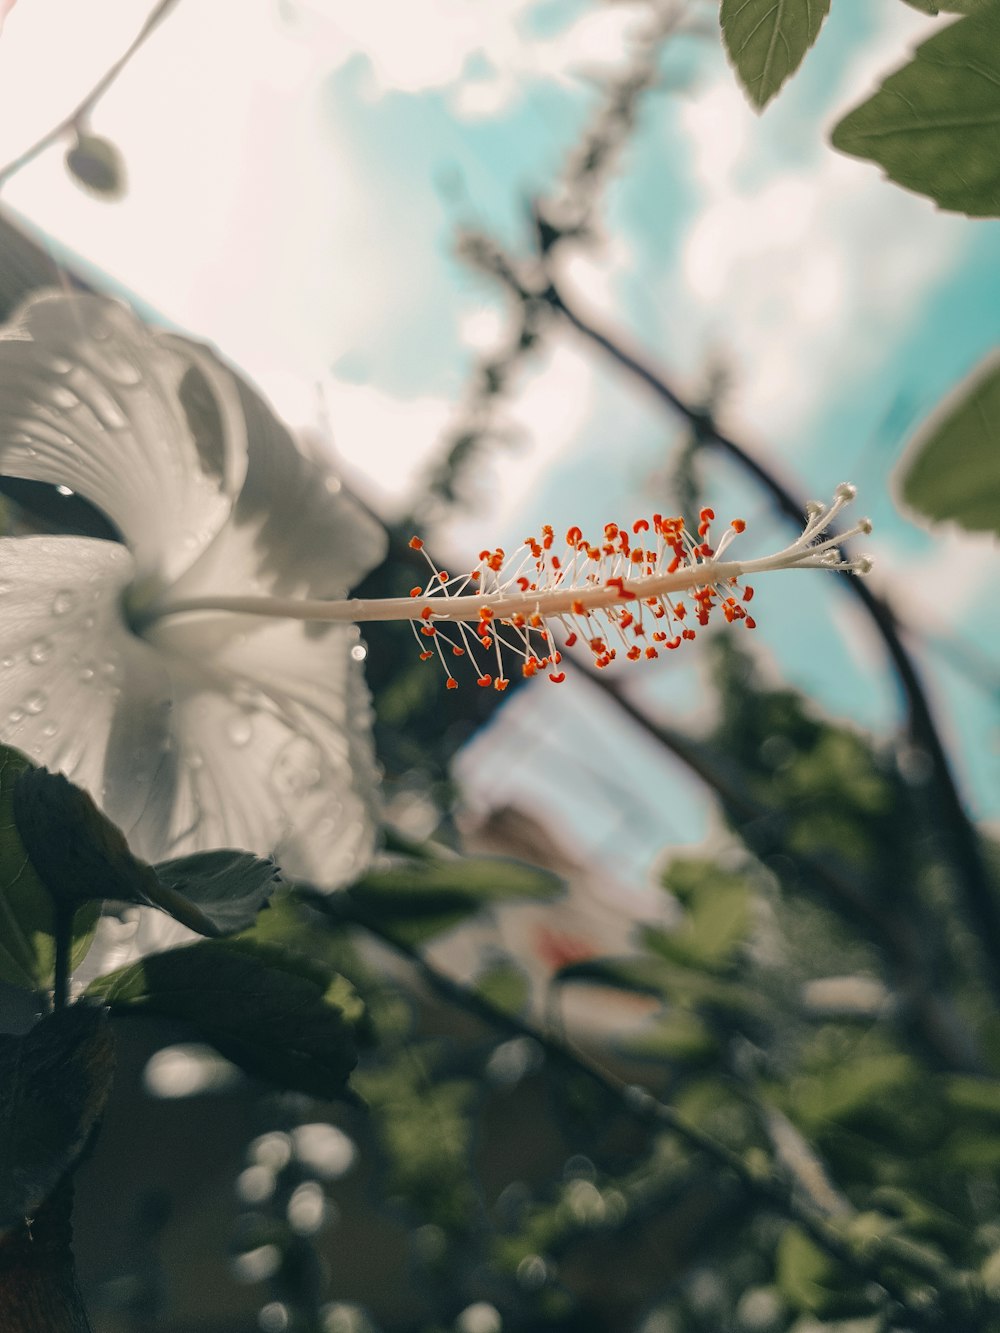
[511,613,526,628]
[668,555,681,573]
[589,637,606,654]
[409,587,422,598]
[698,522,710,538]
[652,631,666,642]
[595,656,610,669]
[674,602,687,618]
[477,674,493,688]
[743,586,754,602]
[571,599,586,616]
[420,606,434,620]
[479,607,494,621]
[632,519,650,534]
[495,678,509,691]
[421,625,436,637]
[529,613,542,628]
[630,549,644,565]
[731,518,746,533]
[452,646,465,657]
[745,617,757,630]
[666,636,681,650]
[619,533,630,556]
[586,546,601,560]
[542,527,554,550]
[627,646,641,661]
[698,543,714,558]
[565,632,578,647]
[438,571,449,582]
[480,635,492,649]
[645,646,658,659]
[566,525,583,546]
[419,651,433,661]
[682,628,696,641]
[551,651,562,664]
[633,623,646,637]
[551,556,561,571]
[651,604,665,619]
[604,522,619,539]
[620,612,634,629]
[479,550,491,561]
[699,507,715,522]
[522,660,538,678]
[517,577,531,591]
[446,677,458,690]
[548,671,566,684]
[470,570,481,581]
[409,536,425,550]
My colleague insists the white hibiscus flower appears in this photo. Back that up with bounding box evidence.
[0,291,386,889]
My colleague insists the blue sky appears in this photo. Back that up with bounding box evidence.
[1,0,997,881]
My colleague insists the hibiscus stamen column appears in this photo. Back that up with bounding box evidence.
[137,485,873,686]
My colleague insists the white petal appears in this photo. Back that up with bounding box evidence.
[164,365,387,604]
[0,536,173,804]
[135,615,380,889]
[0,294,247,585]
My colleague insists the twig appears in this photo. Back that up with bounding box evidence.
[311,889,988,1329]
[538,277,1000,1002]
[0,0,181,190]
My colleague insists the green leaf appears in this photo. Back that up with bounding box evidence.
[342,855,562,947]
[720,0,831,110]
[150,850,281,937]
[646,860,752,971]
[901,0,989,11]
[896,354,1000,533]
[0,1005,115,1229]
[475,960,531,1017]
[86,939,359,1099]
[831,8,1000,216]
[12,763,160,912]
[0,747,96,990]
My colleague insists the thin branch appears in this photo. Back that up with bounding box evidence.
[0,0,181,190]
[540,278,1000,1002]
[310,889,989,1330]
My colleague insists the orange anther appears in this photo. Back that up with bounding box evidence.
[419,651,433,661]
[517,577,531,591]
[438,571,449,582]
[470,570,481,581]
[743,586,754,602]
[652,631,666,642]
[479,550,491,562]
[452,646,465,657]
[627,646,641,661]
[446,677,458,689]
[529,613,542,628]
[479,607,494,621]
[551,651,562,664]
[632,519,650,534]
[745,617,757,630]
[620,612,634,629]
[565,632,578,647]
[645,646,658,659]
[409,587,423,598]
[420,606,434,620]
[477,674,493,688]
[699,507,715,522]
[480,635,493,649]
[421,625,436,637]
[571,600,586,616]
[548,671,566,684]
[409,536,424,550]
[731,518,746,533]
[566,525,583,546]
[495,678,509,691]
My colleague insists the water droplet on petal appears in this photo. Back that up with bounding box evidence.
[51,385,78,409]
[52,589,78,617]
[227,716,253,748]
[29,639,53,665]
[7,707,24,724]
[270,736,323,799]
[79,662,96,683]
[42,722,59,738]
[24,691,46,715]
[188,750,204,771]
[48,356,74,375]
[350,644,368,662]
[0,584,11,596]
[0,656,14,669]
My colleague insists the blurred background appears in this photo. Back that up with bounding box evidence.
[0,1,999,1330]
